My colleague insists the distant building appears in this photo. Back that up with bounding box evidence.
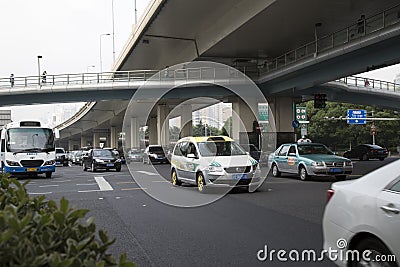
[0,110,12,127]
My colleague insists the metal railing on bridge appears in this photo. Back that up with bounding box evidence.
[261,3,400,74]
[0,67,249,90]
[336,76,400,92]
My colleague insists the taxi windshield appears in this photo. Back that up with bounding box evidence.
[198,141,246,157]
[297,144,333,155]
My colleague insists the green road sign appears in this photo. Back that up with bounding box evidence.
[258,103,269,123]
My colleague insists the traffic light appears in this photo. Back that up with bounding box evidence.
[314,94,327,108]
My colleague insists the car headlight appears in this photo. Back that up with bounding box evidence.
[311,161,324,167]
[6,160,20,166]
[345,161,353,166]
[207,166,224,172]
[44,160,55,165]
[95,159,104,163]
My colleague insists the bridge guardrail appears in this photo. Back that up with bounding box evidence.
[336,76,400,92]
[260,3,400,75]
[0,66,251,90]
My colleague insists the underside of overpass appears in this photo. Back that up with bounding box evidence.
[58,0,400,148]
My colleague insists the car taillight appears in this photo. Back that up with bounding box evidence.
[327,189,335,203]
[370,149,376,153]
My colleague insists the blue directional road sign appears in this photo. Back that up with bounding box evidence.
[347,109,367,124]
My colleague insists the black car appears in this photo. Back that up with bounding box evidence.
[343,144,388,161]
[82,148,122,172]
[143,145,168,164]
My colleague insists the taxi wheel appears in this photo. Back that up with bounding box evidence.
[197,172,207,193]
[299,166,309,181]
[272,164,281,177]
[171,169,181,186]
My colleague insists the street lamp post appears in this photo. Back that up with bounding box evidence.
[111,0,116,63]
[37,55,42,85]
[314,22,322,57]
[99,33,110,73]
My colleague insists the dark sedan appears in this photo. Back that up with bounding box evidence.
[343,144,388,161]
[82,148,122,172]
[143,145,168,164]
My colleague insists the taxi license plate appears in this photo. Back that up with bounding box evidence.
[329,168,343,173]
[232,174,248,180]
[106,163,114,167]
[27,168,37,172]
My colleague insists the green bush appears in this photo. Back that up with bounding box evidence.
[0,174,135,267]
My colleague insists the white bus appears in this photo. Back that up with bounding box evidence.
[0,121,57,178]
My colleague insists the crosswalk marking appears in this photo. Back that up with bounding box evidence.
[94,176,113,191]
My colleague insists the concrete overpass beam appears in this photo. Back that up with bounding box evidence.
[180,104,193,137]
[231,98,256,142]
[268,96,295,144]
[93,132,100,148]
[130,118,139,148]
[157,105,170,146]
[110,126,117,148]
[80,136,86,148]
[148,117,157,145]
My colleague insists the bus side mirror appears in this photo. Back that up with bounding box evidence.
[54,129,60,139]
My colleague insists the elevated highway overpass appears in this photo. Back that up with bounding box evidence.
[3,1,400,149]
[1,69,399,150]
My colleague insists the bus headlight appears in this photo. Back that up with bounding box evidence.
[44,160,55,165]
[6,160,20,166]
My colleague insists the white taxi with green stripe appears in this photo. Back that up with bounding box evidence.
[170,136,262,192]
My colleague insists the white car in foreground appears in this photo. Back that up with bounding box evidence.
[323,159,400,267]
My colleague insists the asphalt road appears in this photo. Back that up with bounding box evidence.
[22,157,398,267]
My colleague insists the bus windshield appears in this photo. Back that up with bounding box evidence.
[6,128,55,153]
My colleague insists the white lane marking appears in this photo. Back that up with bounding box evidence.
[78,189,100,193]
[76,183,97,186]
[51,179,72,183]
[136,171,158,176]
[39,185,59,188]
[28,192,52,195]
[94,176,113,191]
[152,180,169,183]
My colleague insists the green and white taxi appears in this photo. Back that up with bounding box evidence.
[170,136,261,192]
[270,143,353,181]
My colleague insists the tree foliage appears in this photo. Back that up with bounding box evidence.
[298,101,400,152]
[0,175,135,267]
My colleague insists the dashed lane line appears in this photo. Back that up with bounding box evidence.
[136,171,158,176]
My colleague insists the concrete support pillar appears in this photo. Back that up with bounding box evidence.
[148,117,158,145]
[268,96,295,144]
[110,126,117,148]
[231,98,256,142]
[157,105,170,146]
[80,136,86,148]
[130,117,139,148]
[93,132,100,148]
[68,140,74,151]
[180,104,192,137]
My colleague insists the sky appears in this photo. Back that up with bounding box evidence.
[0,0,400,123]
[0,0,150,122]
